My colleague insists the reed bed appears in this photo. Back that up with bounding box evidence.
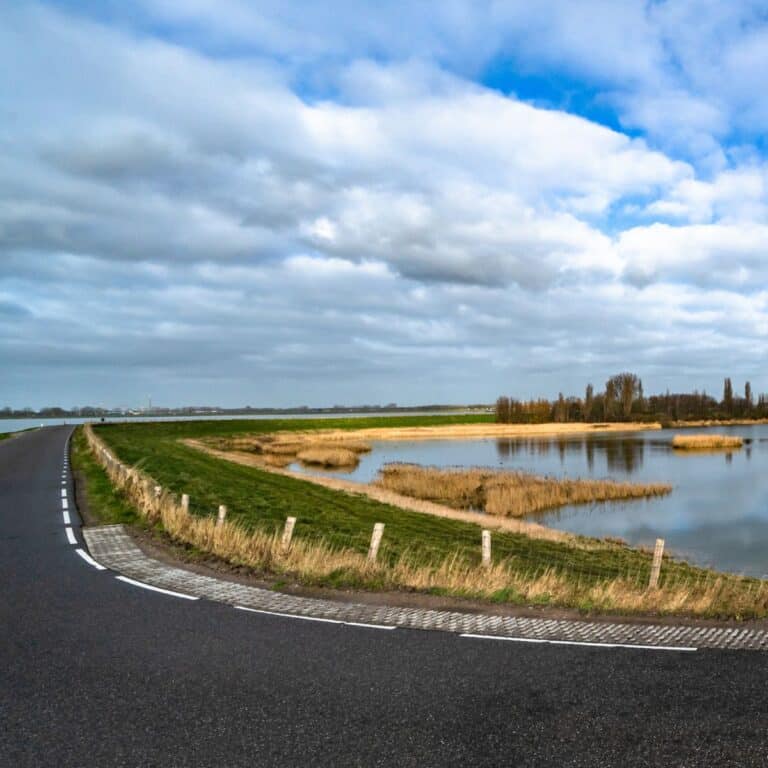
[295,447,360,468]
[207,433,371,469]
[376,464,671,517]
[672,434,743,450]
[83,425,768,618]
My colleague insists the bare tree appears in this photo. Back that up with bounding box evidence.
[606,373,641,421]
[723,378,733,416]
[495,396,511,424]
[584,383,594,422]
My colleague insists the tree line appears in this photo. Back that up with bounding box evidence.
[495,373,767,424]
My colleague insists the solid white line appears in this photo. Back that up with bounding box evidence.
[115,575,199,601]
[234,606,397,630]
[235,606,342,624]
[65,527,77,545]
[459,633,697,652]
[75,548,106,571]
[62,509,71,525]
[345,621,397,631]
[62,498,68,510]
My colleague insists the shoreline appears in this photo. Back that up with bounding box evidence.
[184,439,587,546]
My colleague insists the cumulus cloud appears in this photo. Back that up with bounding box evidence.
[2,2,768,407]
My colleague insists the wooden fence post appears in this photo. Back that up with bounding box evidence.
[282,516,297,550]
[217,504,227,527]
[648,538,665,589]
[482,530,492,567]
[368,523,385,562]
[181,494,190,513]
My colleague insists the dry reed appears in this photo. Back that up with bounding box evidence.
[672,434,743,450]
[296,447,361,468]
[376,464,671,517]
[208,433,371,467]
[84,425,765,618]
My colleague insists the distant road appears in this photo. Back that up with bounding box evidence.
[2,426,768,766]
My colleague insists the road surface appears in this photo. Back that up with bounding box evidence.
[2,426,767,766]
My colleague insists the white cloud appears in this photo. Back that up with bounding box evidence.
[2,2,768,407]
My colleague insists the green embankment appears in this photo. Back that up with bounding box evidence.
[91,416,702,589]
[71,428,139,526]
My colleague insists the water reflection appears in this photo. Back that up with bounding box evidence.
[291,425,768,576]
[495,437,645,475]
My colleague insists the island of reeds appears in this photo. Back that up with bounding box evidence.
[210,433,372,469]
[671,434,743,451]
[375,464,671,517]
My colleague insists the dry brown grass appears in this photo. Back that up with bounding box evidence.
[672,434,743,450]
[207,433,371,467]
[269,421,659,444]
[186,439,583,544]
[376,464,671,517]
[85,425,768,618]
[296,447,361,468]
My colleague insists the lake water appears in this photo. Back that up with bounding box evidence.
[292,425,768,576]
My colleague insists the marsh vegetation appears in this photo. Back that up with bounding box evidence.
[82,421,768,619]
[375,464,671,517]
[671,434,743,451]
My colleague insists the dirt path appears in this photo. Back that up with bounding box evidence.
[183,439,587,546]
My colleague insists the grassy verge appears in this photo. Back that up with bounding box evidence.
[88,418,768,618]
[71,427,140,525]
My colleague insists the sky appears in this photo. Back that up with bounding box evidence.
[2,1,767,409]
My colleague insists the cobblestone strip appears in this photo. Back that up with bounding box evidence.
[83,525,768,651]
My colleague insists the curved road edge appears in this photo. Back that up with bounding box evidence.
[76,525,768,652]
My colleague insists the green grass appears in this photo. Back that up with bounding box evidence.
[92,417,707,588]
[71,427,140,526]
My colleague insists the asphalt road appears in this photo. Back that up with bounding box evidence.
[2,426,768,767]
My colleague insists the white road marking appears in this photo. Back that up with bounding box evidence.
[62,509,71,525]
[65,527,77,545]
[459,633,697,652]
[62,498,68,510]
[115,575,199,601]
[60,489,66,498]
[345,621,397,631]
[234,606,397,630]
[236,606,342,624]
[75,548,106,571]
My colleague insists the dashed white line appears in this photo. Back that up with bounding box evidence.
[60,489,67,498]
[65,526,77,545]
[459,633,697,652]
[62,509,71,525]
[115,575,198,601]
[62,498,68,510]
[75,548,106,571]
[234,605,396,630]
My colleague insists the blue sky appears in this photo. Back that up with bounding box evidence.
[1,1,767,408]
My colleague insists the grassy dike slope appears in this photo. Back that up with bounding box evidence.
[85,417,763,616]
